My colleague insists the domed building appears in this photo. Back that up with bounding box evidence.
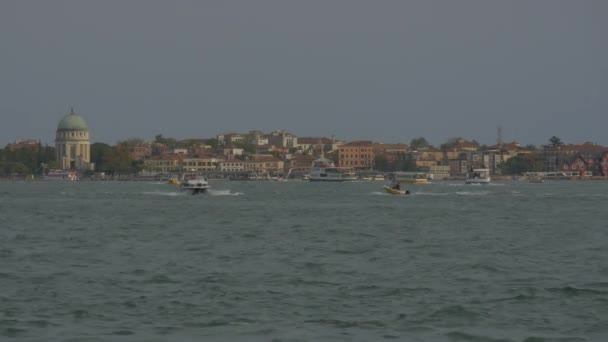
[55,108,93,170]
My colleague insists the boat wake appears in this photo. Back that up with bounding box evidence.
[208,189,243,196]
[142,191,183,197]
[455,191,490,196]
[414,192,449,196]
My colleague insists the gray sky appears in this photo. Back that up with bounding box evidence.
[1,0,607,146]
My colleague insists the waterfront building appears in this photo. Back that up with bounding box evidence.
[142,155,182,173]
[126,142,153,161]
[55,108,93,170]
[420,165,451,180]
[182,157,220,172]
[219,160,245,172]
[223,147,244,159]
[217,132,245,146]
[245,155,285,176]
[297,137,336,156]
[449,159,469,177]
[337,141,374,169]
[151,143,171,156]
[540,143,606,172]
[267,130,298,148]
[6,139,40,152]
[285,154,316,176]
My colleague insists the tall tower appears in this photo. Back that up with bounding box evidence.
[55,108,91,170]
[497,125,503,150]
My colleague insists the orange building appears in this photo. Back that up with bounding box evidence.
[337,141,374,169]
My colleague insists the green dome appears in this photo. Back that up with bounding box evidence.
[57,109,88,131]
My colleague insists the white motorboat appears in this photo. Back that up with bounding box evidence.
[465,168,491,184]
[308,157,357,182]
[180,176,210,194]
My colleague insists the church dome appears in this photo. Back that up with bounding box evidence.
[57,108,88,131]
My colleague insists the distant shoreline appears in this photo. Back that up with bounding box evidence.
[2,176,608,182]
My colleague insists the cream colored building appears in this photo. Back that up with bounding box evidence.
[219,161,245,172]
[182,158,220,172]
[55,108,93,170]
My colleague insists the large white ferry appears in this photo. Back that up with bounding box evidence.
[308,157,357,182]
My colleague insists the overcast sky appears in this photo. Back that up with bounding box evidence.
[1,0,607,146]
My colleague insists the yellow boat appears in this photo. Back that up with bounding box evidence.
[383,186,410,195]
[168,178,180,185]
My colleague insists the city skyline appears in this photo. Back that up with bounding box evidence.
[2,108,606,148]
[2,1,607,146]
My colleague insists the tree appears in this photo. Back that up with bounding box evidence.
[233,141,256,155]
[154,134,178,149]
[373,155,389,171]
[0,162,29,176]
[549,136,563,147]
[525,144,538,151]
[206,138,219,149]
[499,156,532,175]
[90,143,113,170]
[410,137,430,150]
[117,138,144,146]
[395,159,418,172]
[439,137,463,150]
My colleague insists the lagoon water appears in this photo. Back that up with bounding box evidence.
[1,180,608,341]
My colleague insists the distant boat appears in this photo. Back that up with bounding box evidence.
[179,174,210,194]
[389,172,430,184]
[383,185,410,195]
[362,174,385,181]
[308,157,356,182]
[465,168,491,184]
[44,170,78,181]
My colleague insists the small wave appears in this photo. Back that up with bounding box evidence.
[414,192,449,196]
[446,331,514,342]
[426,305,480,323]
[522,336,586,342]
[1,327,27,338]
[111,330,134,336]
[546,286,608,296]
[304,319,386,328]
[142,191,183,197]
[144,274,179,284]
[208,189,243,196]
[455,191,490,196]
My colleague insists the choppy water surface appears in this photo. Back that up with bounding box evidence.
[1,180,607,341]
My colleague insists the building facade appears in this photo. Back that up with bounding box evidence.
[337,141,374,169]
[55,108,93,170]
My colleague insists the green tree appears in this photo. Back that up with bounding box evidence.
[102,146,135,174]
[233,141,256,154]
[410,137,430,150]
[524,144,537,151]
[206,138,219,149]
[154,134,178,149]
[499,156,532,175]
[117,138,144,146]
[90,143,113,170]
[373,155,389,171]
[0,162,30,176]
[395,159,418,172]
[439,137,463,150]
[549,136,563,147]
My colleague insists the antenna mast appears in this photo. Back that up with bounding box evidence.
[497,125,503,150]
